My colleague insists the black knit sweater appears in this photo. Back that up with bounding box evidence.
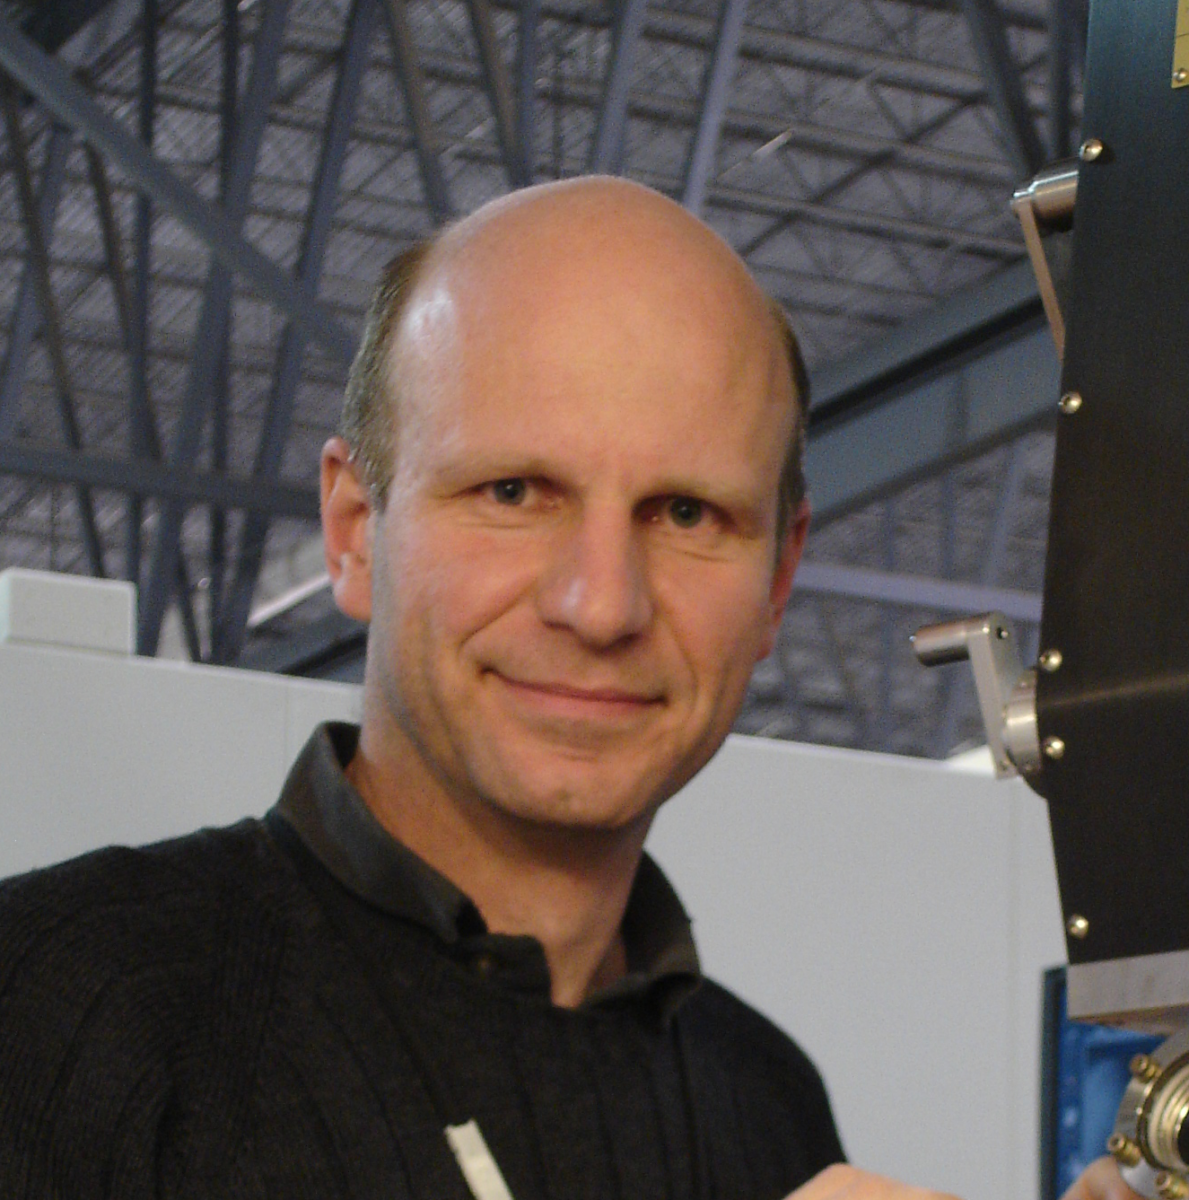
[0,749,842,1198]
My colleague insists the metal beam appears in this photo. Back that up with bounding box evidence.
[516,0,539,184]
[0,120,71,442]
[137,0,291,655]
[0,439,320,517]
[216,0,379,664]
[207,0,239,651]
[682,0,748,216]
[0,9,356,365]
[805,264,1060,525]
[957,0,1046,177]
[380,0,453,224]
[2,88,106,578]
[587,0,648,174]
[83,134,203,655]
[489,1,1047,102]
[126,0,156,585]
[466,0,529,187]
[238,609,367,679]
[794,561,1042,623]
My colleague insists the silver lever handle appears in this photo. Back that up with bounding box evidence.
[911,612,1041,779]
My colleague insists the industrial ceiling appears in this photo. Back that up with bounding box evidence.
[0,0,1083,758]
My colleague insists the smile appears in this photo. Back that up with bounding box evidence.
[488,672,664,719]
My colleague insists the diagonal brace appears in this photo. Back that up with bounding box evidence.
[957,0,1046,177]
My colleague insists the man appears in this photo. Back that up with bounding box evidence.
[0,176,1137,1200]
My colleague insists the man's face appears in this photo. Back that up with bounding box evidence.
[351,198,806,838]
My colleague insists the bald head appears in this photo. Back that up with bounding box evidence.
[341,177,807,534]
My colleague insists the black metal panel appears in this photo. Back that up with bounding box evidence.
[1037,0,1189,964]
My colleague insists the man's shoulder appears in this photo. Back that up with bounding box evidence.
[0,820,295,989]
[0,822,311,1191]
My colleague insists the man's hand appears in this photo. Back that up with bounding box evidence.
[786,1156,1150,1200]
[785,1164,960,1200]
[1061,1157,1147,1200]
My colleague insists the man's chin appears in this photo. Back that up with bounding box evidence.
[474,760,670,836]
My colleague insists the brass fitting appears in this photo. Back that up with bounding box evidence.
[1155,1173,1188,1200]
[1108,1133,1143,1168]
[1132,1054,1164,1083]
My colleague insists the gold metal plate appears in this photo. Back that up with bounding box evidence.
[1175,0,1189,88]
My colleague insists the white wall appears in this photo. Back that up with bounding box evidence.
[648,737,1067,1200]
[0,570,1067,1200]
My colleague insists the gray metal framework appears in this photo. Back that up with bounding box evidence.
[0,0,1082,760]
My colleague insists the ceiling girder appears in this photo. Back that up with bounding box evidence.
[805,263,1059,523]
[681,0,749,216]
[380,0,454,224]
[587,0,648,173]
[957,0,1046,178]
[0,120,71,442]
[516,0,540,182]
[482,0,1055,102]
[465,0,531,188]
[0,9,357,365]
[795,560,1040,622]
[0,438,319,517]
[216,0,381,666]
[125,0,156,587]
[2,89,106,578]
[136,0,293,657]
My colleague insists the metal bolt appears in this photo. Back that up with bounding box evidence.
[1108,1133,1143,1167]
[1155,1173,1188,1200]
[1176,68,1188,84]
[1044,736,1066,760]
[1080,138,1105,162]
[1067,914,1090,939]
[1040,649,1063,673]
[997,626,1010,640]
[1059,392,1083,415]
[1131,1053,1163,1083]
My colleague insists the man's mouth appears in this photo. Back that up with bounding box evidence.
[488,672,664,717]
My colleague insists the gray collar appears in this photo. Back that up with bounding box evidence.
[272,723,701,1017]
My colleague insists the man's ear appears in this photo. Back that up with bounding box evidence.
[758,498,811,661]
[321,436,375,622]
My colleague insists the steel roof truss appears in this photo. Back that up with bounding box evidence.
[587,0,647,174]
[0,120,72,443]
[957,0,1045,177]
[136,0,291,656]
[380,0,454,225]
[216,0,380,665]
[682,0,749,216]
[1,89,106,578]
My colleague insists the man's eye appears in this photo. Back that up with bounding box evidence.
[491,478,528,505]
[667,496,704,528]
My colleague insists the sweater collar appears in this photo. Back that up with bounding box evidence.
[273,723,701,1016]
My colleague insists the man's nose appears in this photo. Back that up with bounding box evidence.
[535,511,654,647]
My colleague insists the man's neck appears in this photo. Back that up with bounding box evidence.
[346,730,651,1009]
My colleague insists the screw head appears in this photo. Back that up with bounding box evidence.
[1067,914,1090,939]
[1130,1053,1163,1083]
[1080,138,1105,162]
[1176,68,1188,84]
[1059,391,1083,415]
[1108,1133,1143,1167]
[1044,735,1066,760]
[1039,649,1063,672]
